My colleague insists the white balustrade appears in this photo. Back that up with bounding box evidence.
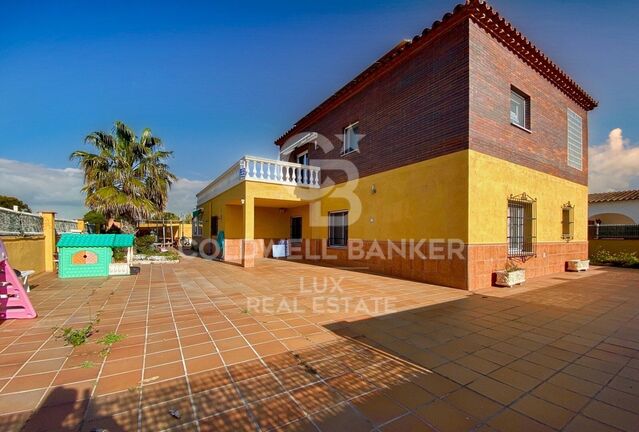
[241,156,321,188]
[196,155,321,206]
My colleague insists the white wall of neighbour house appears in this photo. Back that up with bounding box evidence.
[589,200,639,224]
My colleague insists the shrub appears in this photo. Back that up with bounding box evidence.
[135,234,156,255]
[590,248,639,268]
[112,247,127,262]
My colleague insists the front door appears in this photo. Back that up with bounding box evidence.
[290,217,302,242]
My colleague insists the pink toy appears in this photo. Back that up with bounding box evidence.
[0,240,37,319]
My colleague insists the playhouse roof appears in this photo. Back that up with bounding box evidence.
[57,234,135,248]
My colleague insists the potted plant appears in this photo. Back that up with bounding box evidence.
[494,260,526,287]
[566,259,589,272]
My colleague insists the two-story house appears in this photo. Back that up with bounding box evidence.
[194,0,597,290]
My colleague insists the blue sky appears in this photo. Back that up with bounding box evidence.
[1,0,638,217]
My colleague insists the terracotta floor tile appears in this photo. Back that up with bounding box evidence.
[350,390,408,426]
[581,400,639,431]
[101,355,143,376]
[434,362,482,385]
[489,366,541,392]
[192,383,244,417]
[145,348,182,368]
[253,340,288,357]
[326,372,378,399]
[199,407,256,432]
[291,382,344,414]
[182,342,217,359]
[3,371,56,393]
[144,360,185,382]
[488,408,554,432]
[18,357,66,376]
[185,353,224,374]
[220,347,257,365]
[227,359,270,382]
[381,414,436,432]
[311,401,374,432]
[140,396,195,430]
[411,372,460,397]
[467,376,523,405]
[383,381,434,410]
[511,395,574,430]
[563,414,620,432]
[236,372,286,403]
[188,368,233,393]
[248,394,305,431]
[415,400,479,432]
[0,388,47,415]
[444,387,502,421]
[94,370,142,395]
[216,336,248,351]
[531,382,590,412]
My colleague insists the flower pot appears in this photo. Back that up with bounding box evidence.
[566,259,589,272]
[109,263,130,276]
[494,269,526,287]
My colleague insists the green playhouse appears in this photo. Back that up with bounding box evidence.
[57,234,134,278]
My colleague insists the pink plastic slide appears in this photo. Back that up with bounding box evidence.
[0,240,37,319]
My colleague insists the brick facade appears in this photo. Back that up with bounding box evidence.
[468,21,589,186]
[283,20,470,185]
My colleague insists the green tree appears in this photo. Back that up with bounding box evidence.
[153,212,180,220]
[0,196,32,212]
[70,121,177,223]
[83,210,106,232]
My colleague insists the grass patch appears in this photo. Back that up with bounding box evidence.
[56,323,94,347]
[80,360,95,369]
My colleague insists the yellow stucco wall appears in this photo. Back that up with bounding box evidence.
[1,236,46,273]
[468,150,588,244]
[198,149,586,246]
[310,150,469,241]
[199,151,469,242]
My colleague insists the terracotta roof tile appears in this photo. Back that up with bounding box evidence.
[589,190,639,203]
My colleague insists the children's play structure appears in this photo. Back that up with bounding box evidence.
[0,240,37,319]
[57,234,134,278]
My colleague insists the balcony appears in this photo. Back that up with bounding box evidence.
[196,156,321,206]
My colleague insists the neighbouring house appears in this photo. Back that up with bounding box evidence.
[589,190,639,224]
[194,0,597,290]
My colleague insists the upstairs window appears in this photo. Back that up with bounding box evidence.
[567,109,583,170]
[507,194,536,257]
[343,122,360,154]
[510,87,531,130]
[562,203,575,240]
[328,211,348,247]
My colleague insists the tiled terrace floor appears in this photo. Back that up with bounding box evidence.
[1,257,638,432]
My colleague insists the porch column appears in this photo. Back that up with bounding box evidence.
[42,211,56,272]
[242,196,256,267]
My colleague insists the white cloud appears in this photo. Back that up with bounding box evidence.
[0,158,206,219]
[589,128,639,192]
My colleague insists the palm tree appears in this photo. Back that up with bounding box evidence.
[70,121,177,224]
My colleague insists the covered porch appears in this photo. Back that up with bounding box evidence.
[194,156,321,267]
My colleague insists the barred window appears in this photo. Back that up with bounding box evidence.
[562,204,574,240]
[328,211,348,247]
[567,109,583,170]
[507,194,536,257]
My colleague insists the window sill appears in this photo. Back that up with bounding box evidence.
[510,122,532,134]
[327,245,348,249]
[340,149,359,157]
